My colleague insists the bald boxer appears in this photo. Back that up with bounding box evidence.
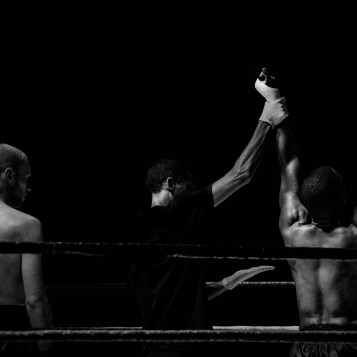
[0,143,54,353]
[256,69,357,356]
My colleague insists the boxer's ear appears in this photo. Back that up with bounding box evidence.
[5,167,16,184]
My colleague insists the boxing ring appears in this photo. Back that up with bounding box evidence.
[1,242,357,349]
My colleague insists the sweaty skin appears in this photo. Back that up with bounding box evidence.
[282,222,357,329]
[276,115,357,330]
[256,67,357,331]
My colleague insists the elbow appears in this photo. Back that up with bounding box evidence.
[244,169,253,184]
[233,168,252,186]
[25,296,48,310]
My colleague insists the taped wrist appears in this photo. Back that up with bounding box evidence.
[255,78,281,102]
[259,98,288,128]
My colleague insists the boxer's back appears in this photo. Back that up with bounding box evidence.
[283,222,357,330]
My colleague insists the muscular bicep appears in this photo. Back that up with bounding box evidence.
[279,191,308,233]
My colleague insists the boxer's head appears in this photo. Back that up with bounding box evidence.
[0,143,31,208]
[300,166,345,231]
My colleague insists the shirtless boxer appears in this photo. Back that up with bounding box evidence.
[256,68,357,356]
[0,143,54,353]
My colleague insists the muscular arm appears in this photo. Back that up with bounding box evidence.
[212,120,272,207]
[211,71,288,208]
[276,120,308,232]
[22,218,54,351]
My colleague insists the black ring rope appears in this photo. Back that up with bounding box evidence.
[45,281,295,290]
[0,242,356,261]
[0,329,356,344]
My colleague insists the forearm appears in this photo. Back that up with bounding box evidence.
[206,282,227,301]
[26,297,54,352]
[231,120,272,180]
[213,121,272,206]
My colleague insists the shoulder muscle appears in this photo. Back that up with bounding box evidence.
[21,216,43,242]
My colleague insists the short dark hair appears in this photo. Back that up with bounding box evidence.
[0,143,29,173]
[300,166,345,216]
[145,158,195,194]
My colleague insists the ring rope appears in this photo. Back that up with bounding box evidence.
[45,281,295,290]
[0,242,356,260]
[0,328,356,344]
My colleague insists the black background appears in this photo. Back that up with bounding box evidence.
[2,9,356,335]
[4,16,356,245]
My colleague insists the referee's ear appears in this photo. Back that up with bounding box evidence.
[167,177,176,194]
[162,177,176,194]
